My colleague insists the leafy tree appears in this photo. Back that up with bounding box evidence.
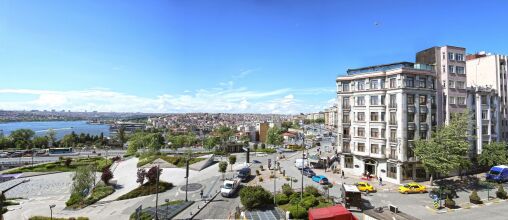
[136,169,147,185]
[239,185,273,210]
[0,137,13,150]
[32,136,49,148]
[101,166,114,185]
[0,192,6,218]
[304,186,321,197]
[314,118,325,124]
[478,142,508,167]
[117,126,127,147]
[146,166,162,184]
[253,143,258,150]
[46,129,57,147]
[219,161,228,180]
[282,183,293,196]
[204,136,220,149]
[127,132,163,155]
[267,126,284,146]
[414,113,470,185]
[229,155,237,171]
[10,129,35,149]
[281,121,294,131]
[71,165,95,197]
[61,133,77,147]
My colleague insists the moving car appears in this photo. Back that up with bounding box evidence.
[355,182,375,192]
[312,175,329,185]
[221,178,241,197]
[302,168,316,178]
[295,158,309,170]
[486,165,508,183]
[398,183,427,194]
[237,167,251,182]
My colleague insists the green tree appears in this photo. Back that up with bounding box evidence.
[314,118,325,124]
[32,136,49,148]
[10,129,35,149]
[239,186,273,210]
[117,126,127,147]
[127,132,163,155]
[219,161,228,180]
[266,126,283,146]
[204,136,220,149]
[229,155,237,171]
[414,113,470,185]
[71,165,95,197]
[478,142,508,167]
[0,137,12,150]
[46,129,56,147]
[61,133,77,147]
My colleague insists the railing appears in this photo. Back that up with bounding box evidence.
[343,105,351,109]
[389,120,397,125]
[389,103,397,108]
[342,148,351,153]
[389,137,396,142]
[389,154,397,160]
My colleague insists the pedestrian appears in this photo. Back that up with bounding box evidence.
[379,177,383,186]
[341,170,345,179]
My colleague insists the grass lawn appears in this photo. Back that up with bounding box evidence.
[253,148,277,154]
[4,157,112,174]
[137,155,206,167]
[117,181,173,200]
[29,217,89,220]
[66,184,115,209]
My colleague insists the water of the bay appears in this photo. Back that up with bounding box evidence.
[0,121,110,139]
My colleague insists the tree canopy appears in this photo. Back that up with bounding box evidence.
[478,142,508,167]
[266,126,284,146]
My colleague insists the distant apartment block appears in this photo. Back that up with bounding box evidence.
[336,62,437,183]
[467,86,501,155]
[257,122,269,143]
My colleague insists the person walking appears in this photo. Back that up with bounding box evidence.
[379,177,383,186]
[341,170,345,179]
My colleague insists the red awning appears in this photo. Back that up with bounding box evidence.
[308,205,358,220]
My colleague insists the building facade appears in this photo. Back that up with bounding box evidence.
[466,53,508,140]
[336,62,437,184]
[416,46,468,126]
[467,86,501,156]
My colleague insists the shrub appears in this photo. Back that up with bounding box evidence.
[445,196,456,208]
[261,143,266,149]
[218,161,228,173]
[65,158,72,167]
[45,164,56,169]
[253,143,258,150]
[256,170,260,176]
[304,186,321,197]
[269,174,275,179]
[497,185,507,199]
[101,167,114,185]
[282,183,293,196]
[146,166,162,184]
[66,193,83,207]
[259,177,264,182]
[299,195,318,209]
[275,193,289,205]
[112,156,121,162]
[259,165,264,171]
[285,177,290,181]
[118,181,173,200]
[288,204,307,219]
[289,193,301,204]
[470,190,482,204]
[136,169,146,185]
[239,186,273,210]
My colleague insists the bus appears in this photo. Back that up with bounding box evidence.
[48,148,79,156]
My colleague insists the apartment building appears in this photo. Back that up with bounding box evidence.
[336,62,437,184]
[467,86,501,156]
[466,53,508,140]
[324,106,338,129]
[416,46,468,126]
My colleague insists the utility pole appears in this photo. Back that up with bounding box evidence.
[185,158,189,202]
[155,165,159,220]
[273,152,277,205]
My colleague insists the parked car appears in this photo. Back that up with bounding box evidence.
[294,158,309,170]
[312,175,329,185]
[429,187,458,200]
[237,167,251,182]
[398,183,427,194]
[252,160,261,164]
[301,168,316,178]
[486,165,508,183]
[355,182,375,192]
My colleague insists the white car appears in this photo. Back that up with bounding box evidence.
[221,179,241,197]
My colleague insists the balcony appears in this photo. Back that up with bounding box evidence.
[370,153,386,159]
[389,103,397,108]
[343,105,351,110]
[389,137,396,142]
[407,106,415,113]
[342,147,351,153]
[408,123,416,130]
[388,154,398,160]
[420,106,428,113]
[420,123,428,130]
[389,121,397,126]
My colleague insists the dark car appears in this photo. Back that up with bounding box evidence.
[252,160,261,164]
[429,187,458,200]
[302,168,316,177]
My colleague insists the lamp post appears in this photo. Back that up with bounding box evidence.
[165,198,170,219]
[49,204,55,220]
[273,151,277,205]
[155,165,160,220]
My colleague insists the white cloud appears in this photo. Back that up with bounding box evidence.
[0,85,335,114]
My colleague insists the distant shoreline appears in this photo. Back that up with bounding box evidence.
[0,119,84,124]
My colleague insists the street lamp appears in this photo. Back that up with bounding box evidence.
[49,204,55,220]
[155,165,160,220]
[165,198,170,219]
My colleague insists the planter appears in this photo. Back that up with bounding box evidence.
[470,199,483,204]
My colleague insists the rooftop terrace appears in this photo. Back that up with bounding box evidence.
[346,62,434,75]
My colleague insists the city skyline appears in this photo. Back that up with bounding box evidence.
[1,0,508,113]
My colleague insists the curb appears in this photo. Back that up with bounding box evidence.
[189,190,221,219]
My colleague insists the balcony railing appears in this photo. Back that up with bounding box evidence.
[342,148,351,153]
[343,105,351,109]
[388,154,398,160]
[389,103,397,108]
[389,137,396,142]
[389,120,397,125]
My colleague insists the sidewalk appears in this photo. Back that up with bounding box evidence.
[312,168,402,192]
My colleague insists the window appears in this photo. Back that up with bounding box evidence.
[358,80,365,90]
[430,79,435,89]
[345,156,353,168]
[357,112,365,121]
[456,81,465,89]
[387,163,397,178]
[371,128,379,138]
[370,96,379,105]
[389,78,396,88]
[343,113,350,123]
[419,95,427,105]
[381,128,386,138]
[371,144,379,154]
[431,96,436,105]
[457,97,466,105]
[342,83,350,92]
[390,129,396,141]
[357,128,365,137]
[381,112,385,121]
[406,77,414,87]
[408,112,415,122]
[343,128,350,137]
[370,80,379,89]
[448,65,455,73]
[456,53,464,61]
[407,94,415,105]
[442,65,446,73]
[442,52,446,60]
[448,52,454,60]
[370,112,379,121]
[380,79,385,89]
[420,113,427,122]
[389,95,397,107]
[450,96,456,104]
[482,125,488,135]
[419,77,426,88]
[357,96,365,106]
[381,95,385,105]
[449,80,455,88]
[408,130,415,140]
[456,66,465,74]
[482,110,488,120]
[390,112,396,124]
[420,131,427,139]
[357,143,365,152]
[481,95,487,104]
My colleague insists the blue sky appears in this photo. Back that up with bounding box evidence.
[0,0,507,114]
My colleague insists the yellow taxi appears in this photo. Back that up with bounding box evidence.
[398,182,427,194]
[355,182,376,192]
